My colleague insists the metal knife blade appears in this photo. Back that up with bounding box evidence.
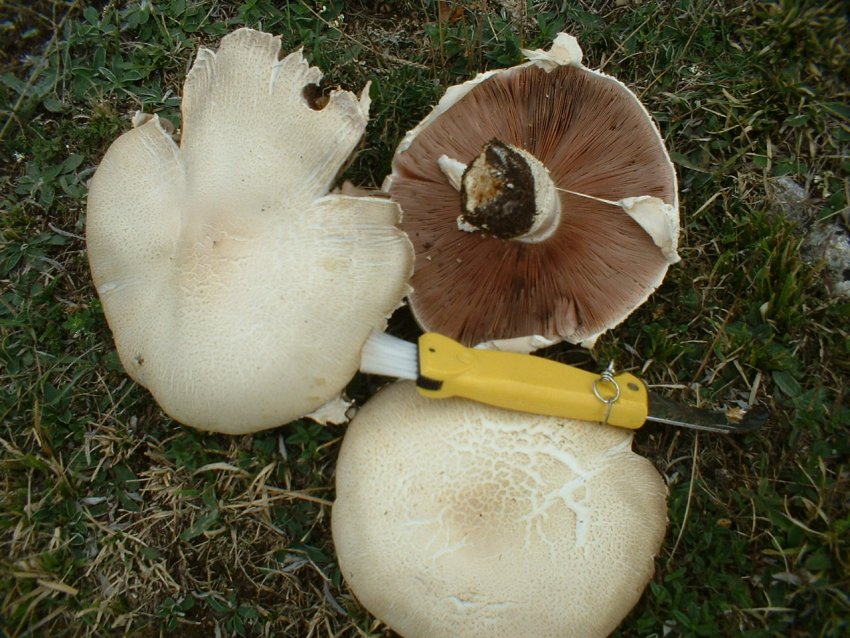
[646,392,768,433]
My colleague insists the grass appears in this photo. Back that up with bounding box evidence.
[1,0,848,636]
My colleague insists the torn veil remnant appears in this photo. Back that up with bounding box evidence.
[332,382,668,638]
[86,28,413,434]
[385,33,680,351]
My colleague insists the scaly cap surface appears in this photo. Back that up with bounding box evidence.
[333,382,668,638]
[86,28,413,433]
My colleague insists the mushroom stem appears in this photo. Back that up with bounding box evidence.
[442,140,561,243]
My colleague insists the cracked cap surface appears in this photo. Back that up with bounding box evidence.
[332,382,668,638]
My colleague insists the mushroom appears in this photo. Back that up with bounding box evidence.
[385,33,679,351]
[332,381,668,638]
[86,28,413,434]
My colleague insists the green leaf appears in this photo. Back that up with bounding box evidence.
[63,154,85,172]
[670,151,711,173]
[752,155,769,169]
[0,72,28,94]
[179,510,220,541]
[772,370,802,397]
[784,114,809,127]
[117,489,141,512]
[200,485,218,511]
[179,595,196,611]
[139,547,163,561]
[83,6,99,25]
[206,596,231,613]
[112,464,138,485]
[805,551,833,571]
[823,101,850,120]
[42,97,65,113]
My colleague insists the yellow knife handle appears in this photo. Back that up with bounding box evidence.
[415,333,648,429]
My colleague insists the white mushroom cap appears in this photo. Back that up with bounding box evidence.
[86,28,413,434]
[332,382,668,638]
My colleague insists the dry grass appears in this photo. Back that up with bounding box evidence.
[2,1,849,637]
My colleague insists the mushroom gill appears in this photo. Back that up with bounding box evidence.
[386,34,679,350]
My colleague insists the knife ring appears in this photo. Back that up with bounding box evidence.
[592,362,621,424]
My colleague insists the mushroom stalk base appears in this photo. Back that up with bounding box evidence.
[439,140,561,243]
